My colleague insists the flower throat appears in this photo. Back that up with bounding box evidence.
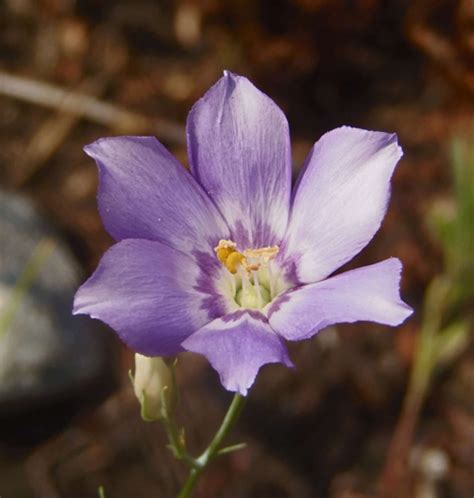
[214,239,279,309]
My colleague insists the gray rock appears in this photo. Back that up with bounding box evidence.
[0,190,110,415]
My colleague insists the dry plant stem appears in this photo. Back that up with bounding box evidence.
[377,372,426,498]
[0,70,185,144]
[378,277,449,498]
[13,44,127,185]
[176,393,246,498]
[14,75,110,186]
[406,0,474,97]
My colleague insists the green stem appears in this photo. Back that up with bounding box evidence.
[176,468,200,498]
[176,393,246,498]
[199,393,246,465]
[162,413,198,469]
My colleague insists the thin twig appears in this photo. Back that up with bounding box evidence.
[0,70,185,144]
[13,75,109,186]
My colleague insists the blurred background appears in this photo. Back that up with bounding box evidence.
[0,1,473,497]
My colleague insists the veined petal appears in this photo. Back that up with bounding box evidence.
[84,136,229,252]
[269,258,413,341]
[283,127,403,283]
[182,311,293,395]
[73,239,228,356]
[187,71,291,249]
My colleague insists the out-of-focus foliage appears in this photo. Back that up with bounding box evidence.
[0,238,54,338]
[2,1,474,496]
[381,129,474,498]
[418,131,474,380]
[428,132,474,300]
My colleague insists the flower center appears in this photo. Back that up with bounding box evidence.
[214,239,280,310]
[236,284,271,309]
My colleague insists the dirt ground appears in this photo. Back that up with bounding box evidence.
[0,1,473,497]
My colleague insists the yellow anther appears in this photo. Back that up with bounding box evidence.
[214,239,237,251]
[243,246,279,264]
[214,239,242,271]
[225,251,246,274]
[214,239,279,275]
[216,246,235,264]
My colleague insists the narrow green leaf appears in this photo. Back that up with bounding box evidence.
[433,320,471,368]
[217,442,247,456]
[0,238,55,338]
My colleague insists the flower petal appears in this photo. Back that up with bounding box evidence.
[283,127,403,283]
[187,71,291,249]
[73,239,227,356]
[84,136,229,252]
[269,258,413,341]
[182,311,293,395]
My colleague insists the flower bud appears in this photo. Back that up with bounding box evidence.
[132,354,174,421]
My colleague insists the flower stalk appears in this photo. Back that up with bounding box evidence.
[144,360,246,497]
[159,391,246,498]
[134,358,246,497]
[175,393,246,498]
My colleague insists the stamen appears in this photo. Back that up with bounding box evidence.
[214,239,237,251]
[215,239,280,310]
[225,251,245,274]
[267,259,275,299]
[214,239,245,274]
[237,265,250,292]
[229,268,237,297]
[252,270,263,308]
[214,240,279,275]
[243,246,279,265]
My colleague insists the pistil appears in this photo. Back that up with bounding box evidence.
[251,270,264,308]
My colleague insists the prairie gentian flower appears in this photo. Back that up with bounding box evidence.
[74,71,412,395]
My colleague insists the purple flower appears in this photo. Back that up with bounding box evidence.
[74,71,412,395]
